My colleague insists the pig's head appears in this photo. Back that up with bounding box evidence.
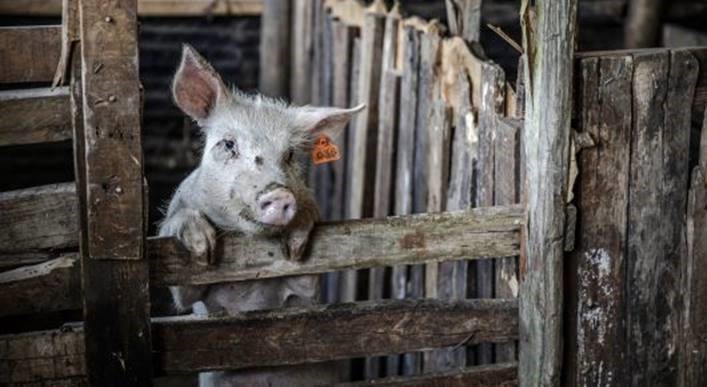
[171,45,363,234]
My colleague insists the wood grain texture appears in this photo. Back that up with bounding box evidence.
[493,116,521,363]
[259,0,290,98]
[0,0,264,16]
[626,49,695,387]
[0,26,61,83]
[348,11,385,219]
[74,0,152,384]
[570,55,633,386]
[79,0,144,260]
[0,88,72,146]
[0,299,518,384]
[0,183,78,253]
[340,36,361,303]
[519,1,576,385]
[150,205,523,286]
[476,60,506,365]
[339,362,518,386]
[0,254,81,317]
[290,0,314,105]
[680,108,707,386]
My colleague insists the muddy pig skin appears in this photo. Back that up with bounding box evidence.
[159,45,363,386]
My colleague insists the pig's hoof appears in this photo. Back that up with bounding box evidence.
[283,232,309,261]
[179,216,217,265]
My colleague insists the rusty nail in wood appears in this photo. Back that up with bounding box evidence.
[105,16,113,23]
[115,186,123,194]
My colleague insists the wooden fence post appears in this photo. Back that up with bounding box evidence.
[74,0,152,384]
[681,107,707,386]
[259,0,291,98]
[519,0,576,385]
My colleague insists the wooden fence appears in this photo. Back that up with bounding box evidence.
[2,0,707,386]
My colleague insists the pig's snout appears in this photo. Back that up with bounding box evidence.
[256,187,297,226]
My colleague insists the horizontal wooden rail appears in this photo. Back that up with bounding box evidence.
[0,26,61,84]
[0,183,78,254]
[0,205,521,316]
[338,362,518,386]
[0,299,517,384]
[0,0,263,16]
[0,254,80,317]
[0,87,72,146]
[150,204,523,285]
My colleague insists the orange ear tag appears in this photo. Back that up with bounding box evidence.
[311,135,341,165]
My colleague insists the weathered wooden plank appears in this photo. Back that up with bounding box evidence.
[391,26,420,375]
[493,116,521,363]
[476,60,505,365]
[340,362,518,386]
[0,254,81,317]
[680,108,707,387]
[0,299,518,383]
[444,0,482,43]
[348,10,385,219]
[330,21,358,222]
[75,0,152,384]
[626,50,695,386]
[0,328,86,385]
[150,205,523,286]
[0,88,72,146]
[519,0,576,385]
[259,0,290,98]
[340,36,362,303]
[366,10,400,377]
[0,206,522,316]
[79,0,144,260]
[290,0,314,105]
[0,183,78,254]
[570,55,633,387]
[0,0,264,16]
[577,47,707,124]
[0,26,62,84]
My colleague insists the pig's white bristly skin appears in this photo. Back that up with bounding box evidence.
[159,45,362,386]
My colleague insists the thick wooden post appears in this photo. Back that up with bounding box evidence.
[74,0,152,385]
[259,0,290,98]
[519,0,576,385]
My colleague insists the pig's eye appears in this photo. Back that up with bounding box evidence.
[224,140,235,149]
[285,149,295,164]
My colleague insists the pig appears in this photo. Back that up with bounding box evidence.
[158,45,364,386]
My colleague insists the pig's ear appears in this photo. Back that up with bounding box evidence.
[172,44,229,121]
[295,104,366,140]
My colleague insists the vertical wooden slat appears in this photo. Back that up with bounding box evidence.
[340,36,361,303]
[291,0,314,105]
[681,106,707,386]
[571,55,633,387]
[259,0,290,98]
[627,50,694,386]
[624,0,665,48]
[475,61,505,365]
[366,7,401,378]
[388,25,420,376]
[75,0,152,385]
[492,116,521,363]
[423,100,453,374]
[519,0,577,385]
[324,21,358,305]
[348,10,385,220]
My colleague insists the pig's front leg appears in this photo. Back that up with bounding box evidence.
[283,189,319,261]
[159,207,216,312]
